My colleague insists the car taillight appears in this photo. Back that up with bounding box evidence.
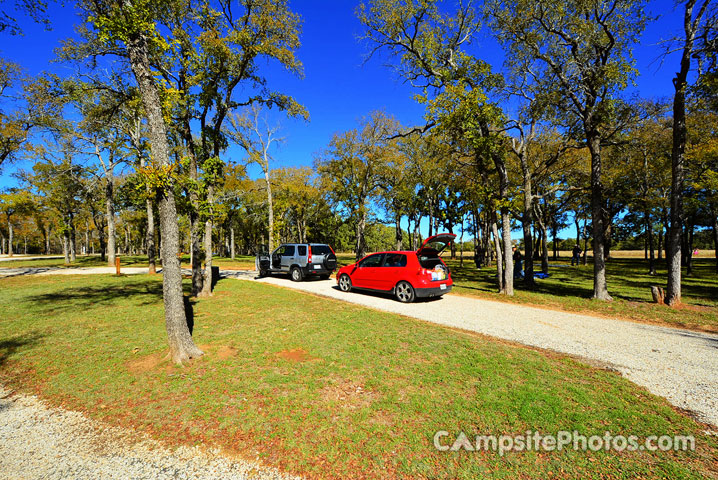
[307,245,312,264]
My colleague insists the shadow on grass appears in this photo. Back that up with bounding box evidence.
[184,295,195,335]
[0,332,44,368]
[27,282,166,313]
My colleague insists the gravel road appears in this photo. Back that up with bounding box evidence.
[226,270,718,427]
[0,385,300,480]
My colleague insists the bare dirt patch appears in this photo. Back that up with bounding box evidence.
[321,377,377,410]
[274,348,316,362]
[217,345,238,360]
[126,352,172,374]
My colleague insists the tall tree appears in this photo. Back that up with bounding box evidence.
[665,0,716,305]
[70,0,202,364]
[317,112,397,261]
[490,0,648,301]
[358,0,514,294]
[227,106,283,253]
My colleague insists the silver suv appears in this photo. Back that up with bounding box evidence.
[256,243,338,281]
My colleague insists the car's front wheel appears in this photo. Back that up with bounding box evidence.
[290,267,303,282]
[338,274,352,292]
[395,281,415,303]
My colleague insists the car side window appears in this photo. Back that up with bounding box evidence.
[297,245,307,256]
[282,246,295,257]
[382,254,407,267]
[359,254,384,268]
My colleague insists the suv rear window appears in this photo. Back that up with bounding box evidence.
[311,245,332,255]
[298,245,307,256]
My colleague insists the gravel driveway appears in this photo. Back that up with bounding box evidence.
[0,385,299,480]
[226,271,718,427]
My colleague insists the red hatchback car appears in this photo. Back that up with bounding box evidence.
[336,233,456,303]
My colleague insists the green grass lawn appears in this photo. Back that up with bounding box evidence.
[3,251,717,332]
[443,256,718,333]
[0,274,715,479]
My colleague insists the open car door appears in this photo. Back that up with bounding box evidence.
[417,233,456,257]
[255,244,270,275]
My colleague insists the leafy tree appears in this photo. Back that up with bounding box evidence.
[665,0,717,305]
[358,0,515,294]
[489,0,648,301]
[316,111,397,261]
[0,188,33,256]
[71,0,202,363]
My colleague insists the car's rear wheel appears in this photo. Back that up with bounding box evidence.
[338,274,352,292]
[290,266,303,282]
[395,281,415,303]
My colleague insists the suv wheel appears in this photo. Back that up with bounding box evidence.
[290,266,303,282]
[395,281,415,303]
[338,274,352,292]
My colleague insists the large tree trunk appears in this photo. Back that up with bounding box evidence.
[146,197,156,274]
[395,212,403,251]
[200,187,214,298]
[84,221,90,255]
[190,214,203,295]
[587,133,612,301]
[141,155,156,274]
[355,208,367,261]
[62,231,70,265]
[521,161,535,286]
[70,215,77,263]
[492,139,513,295]
[7,220,13,257]
[666,1,700,306]
[230,226,235,260]
[582,218,589,266]
[491,211,503,292]
[647,211,656,275]
[265,169,275,252]
[126,28,202,364]
[500,208,513,294]
[105,176,116,267]
[712,213,718,274]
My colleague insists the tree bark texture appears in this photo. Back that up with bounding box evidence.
[588,133,612,300]
[146,197,156,274]
[105,176,116,267]
[666,0,702,306]
[126,29,202,364]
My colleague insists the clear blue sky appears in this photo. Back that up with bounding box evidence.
[0,0,687,237]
